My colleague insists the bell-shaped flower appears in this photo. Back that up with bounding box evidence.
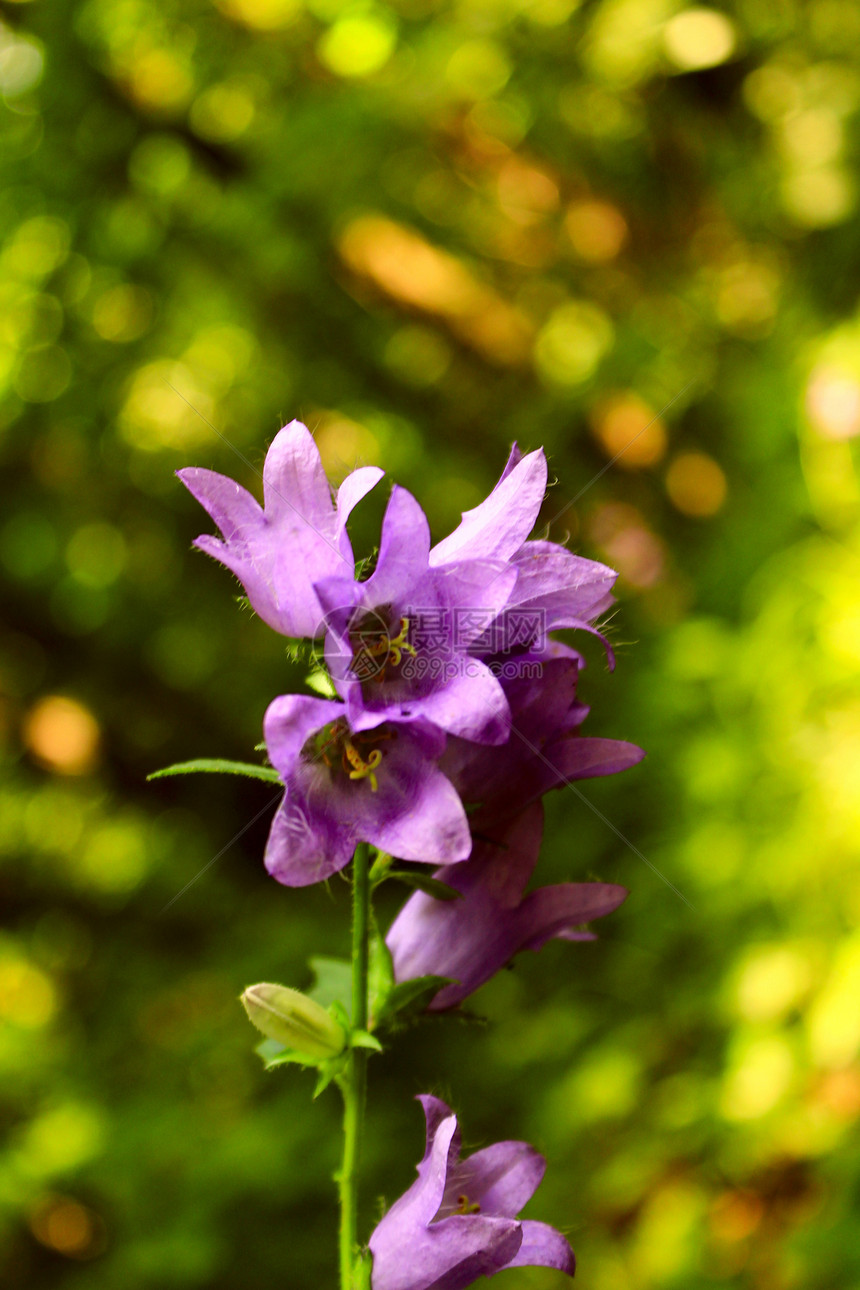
[442,656,644,833]
[177,420,382,639]
[369,1095,575,1290]
[387,802,626,1009]
[430,444,617,662]
[263,694,470,887]
[314,486,517,746]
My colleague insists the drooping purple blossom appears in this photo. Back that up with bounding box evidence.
[442,655,644,834]
[177,420,382,639]
[263,694,471,887]
[387,802,627,1009]
[315,485,517,745]
[369,1095,575,1290]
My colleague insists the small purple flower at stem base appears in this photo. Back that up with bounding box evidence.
[263,694,471,887]
[386,801,627,1009]
[369,1095,575,1290]
[178,420,382,639]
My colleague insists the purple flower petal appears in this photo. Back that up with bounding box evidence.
[370,1096,573,1290]
[441,1140,546,1219]
[178,421,382,639]
[430,448,547,566]
[387,804,628,1008]
[507,1221,576,1274]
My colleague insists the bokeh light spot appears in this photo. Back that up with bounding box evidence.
[534,300,613,386]
[215,0,302,30]
[782,167,855,228]
[14,346,71,403]
[66,523,127,589]
[565,199,628,262]
[0,33,44,98]
[384,325,451,386]
[721,1035,794,1120]
[663,8,736,72]
[91,284,154,343]
[24,695,100,776]
[318,13,397,79]
[29,1195,106,1259]
[733,945,814,1022]
[805,364,860,440]
[445,39,511,100]
[589,392,666,467]
[0,954,56,1028]
[665,451,727,516]
[190,81,256,142]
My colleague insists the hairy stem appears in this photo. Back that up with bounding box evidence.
[339,843,371,1289]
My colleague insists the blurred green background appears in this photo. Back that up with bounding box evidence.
[2,0,860,1285]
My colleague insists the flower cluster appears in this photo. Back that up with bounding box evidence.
[180,420,643,1287]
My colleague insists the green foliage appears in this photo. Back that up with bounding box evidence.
[148,759,281,782]
[2,0,860,1287]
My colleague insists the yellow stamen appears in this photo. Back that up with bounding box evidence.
[344,743,383,792]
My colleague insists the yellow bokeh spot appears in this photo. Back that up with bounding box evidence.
[92,284,153,343]
[79,818,148,893]
[124,49,194,111]
[0,955,56,1028]
[190,81,256,143]
[808,934,860,1068]
[119,360,214,451]
[781,108,842,166]
[565,199,628,262]
[2,216,70,281]
[216,0,302,30]
[445,39,511,100]
[721,1034,795,1120]
[663,8,736,72]
[782,167,855,228]
[313,411,381,477]
[318,14,397,79]
[24,696,100,776]
[666,451,727,516]
[16,1104,104,1177]
[805,364,860,441]
[732,945,814,1022]
[589,392,666,467]
[534,300,613,386]
[632,1183,704,1281]
[66,523,127,589]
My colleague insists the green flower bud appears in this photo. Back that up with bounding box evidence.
[241,983,347,1059]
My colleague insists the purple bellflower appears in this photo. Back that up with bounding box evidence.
[315,485,517,746]
[262,694,471,887]
[442,656,644,834]
[369,1095,575,1290]
[177,420,382,639]
[387,801,627,1009]
[431,444,617,662]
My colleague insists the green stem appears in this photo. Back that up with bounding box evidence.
[339,843,371,1289]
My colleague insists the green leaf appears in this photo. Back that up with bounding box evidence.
[255,1039,319,1070]
[349,1029,383,1052]
[147,758,281,783]
[308,956,353,1019]
[369,931,394,1012]
[375,975,454,1027]
[305,668,336,697]
[387,870,463,901]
